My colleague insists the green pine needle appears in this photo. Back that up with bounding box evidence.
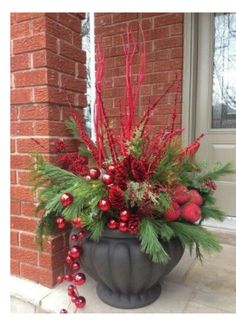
[138,218,170,263]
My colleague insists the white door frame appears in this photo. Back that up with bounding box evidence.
[182,13,236,230]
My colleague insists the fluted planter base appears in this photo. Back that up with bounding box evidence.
[97,282,161,309]
[70,228,184,309]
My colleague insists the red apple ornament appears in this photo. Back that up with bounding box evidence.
[164,202,181,221]
[189,189,203,206]
[181,203,202,223]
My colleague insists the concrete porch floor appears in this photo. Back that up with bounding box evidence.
[11,228,236,313]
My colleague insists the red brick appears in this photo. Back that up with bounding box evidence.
[96,23,127,37]
[11,155,33,170]
[11,215,38,232]
[46,17,73,43]
[73,32,82,48]
[11,88,33,104]
[170,23,183,36]
[39,249,67,269]
[14,13,44,23]
[11,53,30,72]
[19,105,60,121]
[21,202,36,217]
[11,230,19,246]
[95,14,112,27]
[34,120,70,136]
[16,137,57,154]
[17,171,33,186]
[46,51,76,75]
[33,50,47,67]
[45,34,58,53]
[11,121,34,136]
[11,200,21,215]
[75,62,87,79]
[60,41,86,63]
[11,246,37,265]
[58,13,81,33]
[11,186,34,201]
[11,139,15,153]
[154,13,183,27]
[20,233,37,250]
[32,16,46,34]
[11,21,30,39]
[154,36,183,50]
[171,47,183,58]
[34,86,76,106]
[13,34,46,54]
[141,18,153,30]
[14,69,47,87]
[61,74,86,93]
[11,170,16,184]
[20,263,62,287]
[112,13,138,23]
[11,106,18,120]
[11,259,20,275]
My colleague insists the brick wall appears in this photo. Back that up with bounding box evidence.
[95,13,183,131]
[10,13,86,287]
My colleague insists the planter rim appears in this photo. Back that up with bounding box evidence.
[100,228,137,239]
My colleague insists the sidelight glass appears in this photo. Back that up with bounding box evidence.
[212,13,236,128]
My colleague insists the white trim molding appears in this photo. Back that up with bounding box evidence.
[182,13,199,146]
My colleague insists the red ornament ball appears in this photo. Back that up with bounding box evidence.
[70,246,81,259]
[119,221,128,232]
[71,234,78,241]
[119,209,131,222]
[98,197,111,212]
[78,230,87,239]
[107,164,116,174]
[60,309,68,314]
[64,274,73,281]
[72,262,80,271]
[56,217,66,229]
[75,296,86,309]
[71,296,78,303]
[66,255,73,264]
[74,273,86,286]
[107,219,118,230]
[181,203,202,223]
[102,174,114,185]
[60,193,74,207]
[164,202,181,222]
[89,168,101,179]
[56,275,64,284]
[72,217,83,228]
[189,189,203,206]
[85,175,91,181]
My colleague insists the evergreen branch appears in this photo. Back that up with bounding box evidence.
[198,162,234,182]
[138,218,170,263]
[35,212,57,250]
[201,203,226,222]
[65,117,79,138]
[169,222,222,260]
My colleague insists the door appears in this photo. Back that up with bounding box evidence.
[195,13,236,217]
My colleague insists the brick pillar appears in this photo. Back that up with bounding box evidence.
[95,13,183,130]
[10,13,86,287]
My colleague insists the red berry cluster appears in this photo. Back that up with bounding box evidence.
[107,210,140,235]
[164,184,203,223]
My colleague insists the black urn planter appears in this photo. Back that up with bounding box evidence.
[70,228,184,309]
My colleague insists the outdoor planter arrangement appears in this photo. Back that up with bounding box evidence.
[30,32,233,313]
